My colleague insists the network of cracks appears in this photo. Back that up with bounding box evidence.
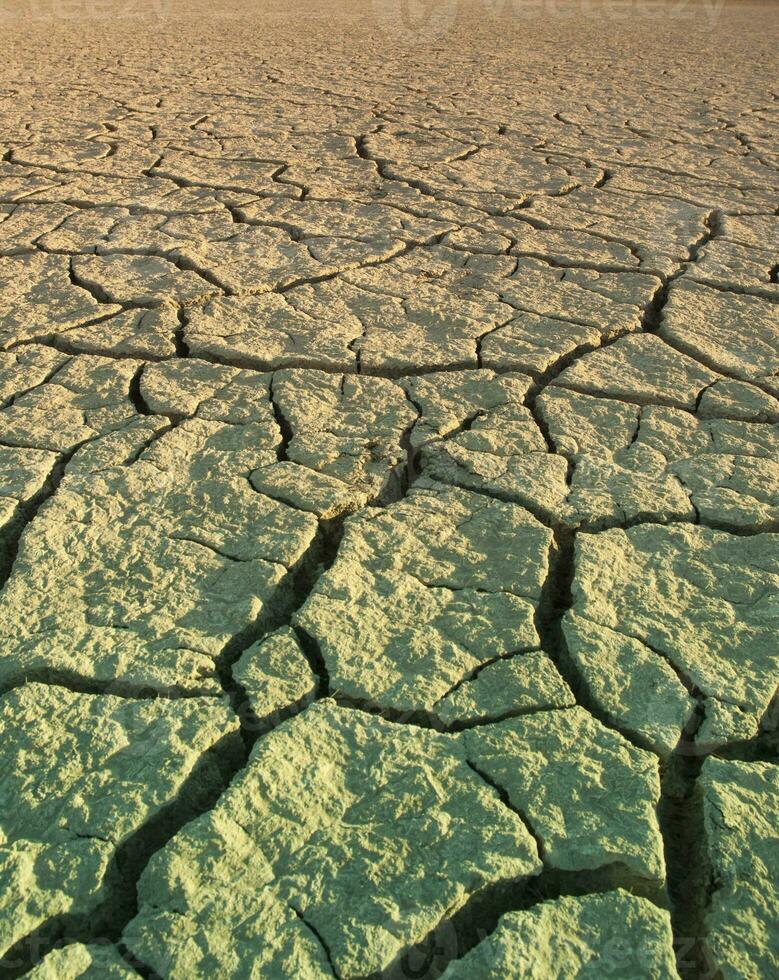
[0,8,777,979]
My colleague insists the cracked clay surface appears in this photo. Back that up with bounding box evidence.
[0,1,777,977]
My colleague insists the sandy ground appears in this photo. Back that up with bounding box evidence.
[0,1,776,977]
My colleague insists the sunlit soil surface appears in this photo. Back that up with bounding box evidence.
[0,1,776,976]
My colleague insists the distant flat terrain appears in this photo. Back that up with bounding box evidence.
[0,2,776,977]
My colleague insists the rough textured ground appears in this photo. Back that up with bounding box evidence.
[0,0,777,977]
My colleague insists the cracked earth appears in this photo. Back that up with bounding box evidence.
[0,0,777,977]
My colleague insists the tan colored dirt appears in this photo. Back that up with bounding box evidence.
[0,1,776,977]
